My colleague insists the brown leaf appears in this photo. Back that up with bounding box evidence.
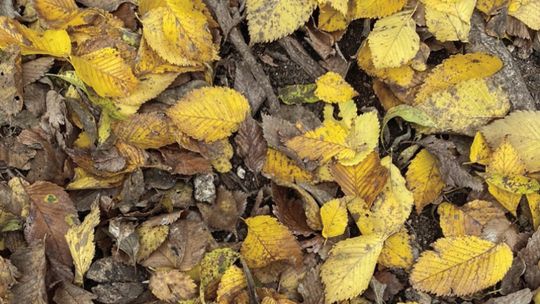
[53,281,97,304]
[87,257,147,283]
[76,0,136,11]
[160,148,212,175]
[298,265,324,304]
[198,186,247,233]
[519,227,540,289]
[420,136,483,191]
[141,240,181,269]
[22,57,54,86]
[235,116,267,173]
[24,181,78,265]
[91,282,144,304]
[149,269,196,302]
[169,219,214,271]
[0,256,18,302]
[272,183,313,236]
[108,218,139,264]
[0,46,23,117]
[485,288,532,304]
[10,243,47,304]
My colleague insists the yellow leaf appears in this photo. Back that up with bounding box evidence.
[406,149,444,213]
[65,203,100,285]
[488,183,522,215]
[246,0,318,43]
[340,111,380,166]
[70,48,138,98]
[134,38,203,75]
[149,269,196,302]
[209,139,234,173]
[508,0,540,30]
[331,151,389,205]
[348,156,414,238]
[320,198,348,238]
[410,236,513,296]
[481,111,540,172]
[415,78,510,135]
[262,149,312,184]
[487,139,526,175]
[379,229,414,269]
[486,174,540,195]
[115,73,179,106]
[167,86,250,142]
[527,193,540,230]
[476,0,507,14]
[357,42,416,87]
[113,113,176,149]
[415,53,503,103]
[240,215,303,268]
[367,10,420,69]
[438,200,505,237]
[66,168,124,190]
[286,120,355,163]
[470,132,492,165]
[318,0,348,15]
[217,265,247,303]
[320,234,385,303]
[315,71,358,103]
[141,4,218,66]
[33,0,80,27]
[350,0,407,18]
[422,0,476,42]
[136,225,169,262]
[318,4,349,32]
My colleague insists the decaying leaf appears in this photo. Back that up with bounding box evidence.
[10,244,47,304]
[410,236,513,296]
[235,116,267,174]
[198,186,247,233]
[149,269,196,302]
[438,200,505,237]
[217,265,247,303]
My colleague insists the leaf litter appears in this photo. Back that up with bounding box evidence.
[0,0,539,303]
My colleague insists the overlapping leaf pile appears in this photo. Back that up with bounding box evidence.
[0,0,539,303]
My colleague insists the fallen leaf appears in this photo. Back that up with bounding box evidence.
[422,0,476,42]
[198,186,247,233]
[320,198,348,238]
[217,265,247,303]
[315,71,358,103]
[53,281,97,304]
[10,243,47,304]
[149,269,196,302]
[351,0,407,18]
[378,228,414,269]
[235,116,267,174]
[406,149,445,213]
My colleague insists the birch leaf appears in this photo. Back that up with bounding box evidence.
[508,0,540,30]
[406,149,445,213]
[315,72,358,103]
[422,0,476,42]
[379,229,414,269]
[65,203,100,285]
[410,236,513,296]
[320,198,348,238]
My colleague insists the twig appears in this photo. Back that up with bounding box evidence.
[205,0,280,113]
[278,36,326,79]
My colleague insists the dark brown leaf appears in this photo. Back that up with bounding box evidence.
[169,219,214,271]
[298,265,324,304]
[235,116,267,173]
[272,183,313,236]
[24,181,78,265]
[87,257,147,283]
[160,148,212,175]
[11,243,47,304]
[53,281,97,304]
[22,57,54,86]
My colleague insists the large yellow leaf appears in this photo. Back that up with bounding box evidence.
[166,86,250,142]
[70,48,138,98]
[320,234,385,303]
[410,236,513,296]
[348,157,414,238]
[113,113,176,149]
[367,10,420,69]
[33,0,80,27]
[350,0,407,19]
[315,72,358,103]
[331,151,389,205]
[65,203,100,285]
[422,0,476,42]
[246,0,318,43]
[508,0,540,30]
[481,111,540,172]
[320,198,348,238]
[141,4,218,66]
[379,229,414,269]
[406,149,444,213]
[240,215,303,268]
[469,131,492,165]
[415,78,510,135]
[262,149,312,184]
[415,53,503,103]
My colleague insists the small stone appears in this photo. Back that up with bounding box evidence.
[237,166,246,179]
[194,174,216,203]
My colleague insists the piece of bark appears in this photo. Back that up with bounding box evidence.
[467,12,537,110]
[278,36,326,79]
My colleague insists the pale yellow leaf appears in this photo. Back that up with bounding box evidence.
[357,42,416,87]
[470,131,492,165]
[315,72,358,103]
[320,198,348,238]
[406,149,444,213]
[350,0,407,19]
[166,86,250,142]
[410,236,513,296]
[379,228,414,269]
[320,234,385,303]
[66,168,124,190]
[240,215,303,268]
[65,203,100,285]
[340,111,380,166]
[318,0,348,15]
[422,0,476,42]
[438,200,505,237]
[367,10,420,69]
[487,139,526,175]
[481,111,540,172]
[508,0,540,30]
[246,0,318,43]
[527,192,540,230]
[70,48,138,98]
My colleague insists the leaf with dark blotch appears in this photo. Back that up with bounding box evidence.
[198,186,247,233]
[22,57,54,86]
[235,116,267,173]
[53,281,97,304]
[24,181,78,266]
[272,183,313,236]
[10,243,47,304]
[87,257,148,283]
[419,136,483,191]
